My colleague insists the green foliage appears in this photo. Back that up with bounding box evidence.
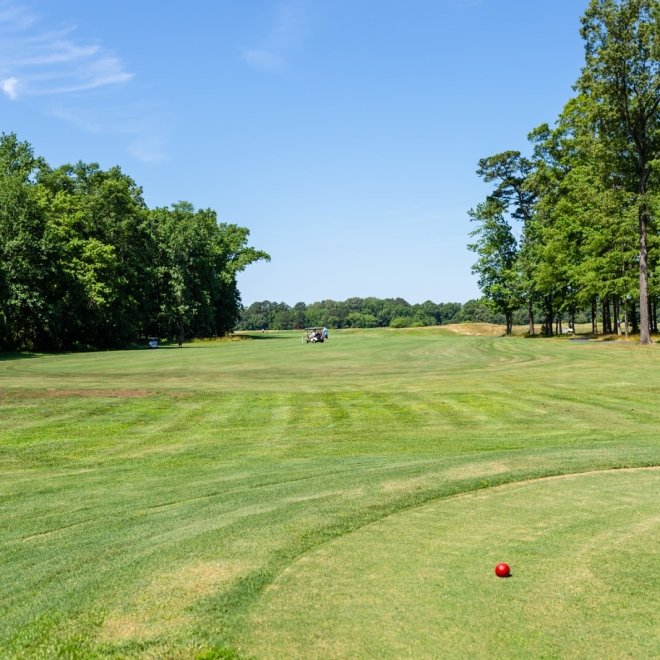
[0,135,48,350]
[453,298,504,323]
[389,316,410,328]
[468,199,520,333]
[238,297,469,330]
[0,134,269,350]
[577,0,660,341]
[147,203,268,339]
[469,0,660,339]
[347,311,378,328]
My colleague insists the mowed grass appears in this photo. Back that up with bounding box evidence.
[0,327,659,658]
[245,469,659,659]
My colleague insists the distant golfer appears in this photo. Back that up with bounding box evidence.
[322,327,328,341]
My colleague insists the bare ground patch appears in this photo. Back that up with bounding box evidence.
[441,323,506,336]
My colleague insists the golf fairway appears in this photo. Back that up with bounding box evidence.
[2,330,659,657]
[242,469,659,659]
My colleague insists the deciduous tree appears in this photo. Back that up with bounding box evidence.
[578,0,660,343]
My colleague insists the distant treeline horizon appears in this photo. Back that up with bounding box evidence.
[238,297,466,330]
[237,297,613,332]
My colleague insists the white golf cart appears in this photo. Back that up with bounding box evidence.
[303,327,328,343]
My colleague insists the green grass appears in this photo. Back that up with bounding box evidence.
[244,469,659,659]
[1,328,659,658]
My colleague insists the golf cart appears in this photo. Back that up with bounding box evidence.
[303,327,328,343]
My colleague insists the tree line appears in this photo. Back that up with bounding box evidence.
[238,296,625,332]
[469,0,659,341]
[0,134,269,351]
[237,297,529,330]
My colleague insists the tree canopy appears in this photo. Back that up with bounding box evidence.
[237,297,498,330]
[0,134,269,351]
[469,0,659,340]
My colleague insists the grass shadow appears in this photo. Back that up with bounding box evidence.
[0,352,40,361]
[231,333,295,340]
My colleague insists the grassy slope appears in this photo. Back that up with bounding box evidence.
[0,328,658,657]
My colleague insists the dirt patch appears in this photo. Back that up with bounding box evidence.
[442,323,506,336]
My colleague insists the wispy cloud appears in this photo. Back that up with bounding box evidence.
[0,2,35,31]
[242,0,309,72]
[0,3,133,101]
[0,1,168,163]
[243,48,285,73]
[127,137,168,164]
[48,101,171,164]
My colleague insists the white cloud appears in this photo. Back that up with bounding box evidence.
[32,56,134,95]
[0,3,133,99]
[0,1,167,164]
[1,76,18,99]
[13,42,101,67]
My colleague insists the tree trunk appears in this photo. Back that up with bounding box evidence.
[639,207,652,343]
[614,297,621,335]
[545,297,553,336]
[591,299,598,335]
[528,300,535,336]
[602,297,611,335]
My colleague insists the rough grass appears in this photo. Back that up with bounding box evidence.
[0,329,659,658]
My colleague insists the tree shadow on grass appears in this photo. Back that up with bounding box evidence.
[230,333,294,340]
[0,334,293,358]
[0,352,40,361]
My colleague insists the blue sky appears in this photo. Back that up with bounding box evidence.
[1,0,586,306]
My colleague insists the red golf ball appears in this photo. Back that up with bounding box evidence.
[495,562,511,577]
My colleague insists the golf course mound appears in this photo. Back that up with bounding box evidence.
[240,469,659,659]
[440,322,507,336]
